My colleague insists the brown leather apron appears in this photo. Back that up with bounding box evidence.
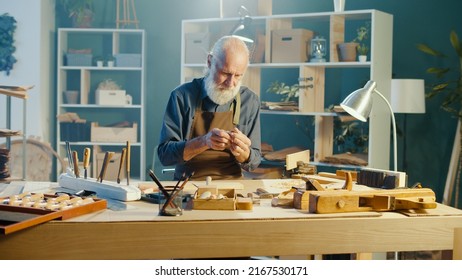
[184,93,242,180]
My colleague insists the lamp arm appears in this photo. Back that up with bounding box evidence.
[374,89,398,172]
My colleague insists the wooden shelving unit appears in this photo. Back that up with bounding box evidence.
[56,28,146,180]
[181,7,393,170]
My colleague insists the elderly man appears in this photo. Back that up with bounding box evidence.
[158,35,261,180]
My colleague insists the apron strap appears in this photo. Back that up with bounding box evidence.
[230,93,240,126]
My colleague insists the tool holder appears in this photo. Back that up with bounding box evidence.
[58,170,141,201]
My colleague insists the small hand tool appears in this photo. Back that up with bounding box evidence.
[83,147,91,179]
[98,151,114,183]
[117,148,126,184]
[126,141,131,185]
[65,141,74,171]
[72,151,80,178]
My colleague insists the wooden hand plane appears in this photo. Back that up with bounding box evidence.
[308,188,437,214]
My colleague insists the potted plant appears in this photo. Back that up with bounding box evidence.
[93,55,104,67]
[60,0,94,28]
[357,44,369,62]
[0,13,17,76]
[106,55,115,67]
[417,30,462,207]
[266,81,300,102]
[338,21,370,62]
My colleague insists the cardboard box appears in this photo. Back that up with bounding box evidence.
[271,29,314,63]
[193,187,236,210]
[95,90,127,106]
[185,32,210,64]
[65,53,93,66]
[90,122,137,143]
[94,151,125,182]
[114,54,141,67]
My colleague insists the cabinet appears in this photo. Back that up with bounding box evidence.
[181,9,393,170]
[56,28,146,180]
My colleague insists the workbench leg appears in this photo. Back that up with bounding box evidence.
[454,228,462,260]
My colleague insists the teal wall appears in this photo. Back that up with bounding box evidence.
[56,0,462,205]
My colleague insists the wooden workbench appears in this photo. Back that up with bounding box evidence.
[1,180,462,259]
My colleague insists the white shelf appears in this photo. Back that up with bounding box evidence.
[56,28,146,180]
[181,8,393,170]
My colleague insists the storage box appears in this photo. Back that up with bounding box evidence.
[114,54,141,67]
[271,29,314,63]
[90,122,137,143]
[65,53,93,66]
[193,187,236,210]
[0,193,106,235]
[94,151,125,182]
[95,90,127,106]
[185,32,210,64]
[60,121,90,141]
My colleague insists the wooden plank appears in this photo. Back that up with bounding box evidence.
[286,149,310,170]
[329,14,345,62]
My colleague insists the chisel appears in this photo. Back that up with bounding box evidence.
[72,151,80,178]
[98,151,114,183]
[83,147,91,179]
[117,148,126,184]
[126,141,131,185]
[65,141,74,171]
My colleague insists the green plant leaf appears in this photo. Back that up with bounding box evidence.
[417,43,445,57]
[432,83,449,91]
[450,30,462,57]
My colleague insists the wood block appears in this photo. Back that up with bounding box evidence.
[286,149,310,170]
[236,197,253,210]
[192,187,236,210]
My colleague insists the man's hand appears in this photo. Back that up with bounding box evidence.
[229,127,251,163]
[205,128,232,151]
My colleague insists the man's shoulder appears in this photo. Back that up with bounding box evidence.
[171,78,203,98]
[240,85,259,100]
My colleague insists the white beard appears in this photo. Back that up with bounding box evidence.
[204,73,241,105]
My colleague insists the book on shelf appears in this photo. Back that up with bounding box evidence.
[0,129,21,137]
[261,101,298,111]
[0,85,34,99]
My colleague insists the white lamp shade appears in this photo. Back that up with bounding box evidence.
[390,79,426,114]
[340,80,376,122]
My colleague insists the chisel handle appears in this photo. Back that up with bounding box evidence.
[126,141,131,185]
[72,151,79,178]
[117,148,126,184]
[83,148,91,169]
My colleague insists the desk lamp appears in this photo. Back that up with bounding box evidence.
[230,5,254,43]
[390,79,426,171]
[340,80,397,172]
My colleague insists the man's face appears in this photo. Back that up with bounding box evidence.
[205,52,247,105]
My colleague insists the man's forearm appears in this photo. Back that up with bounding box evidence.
[183,135,209,161]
